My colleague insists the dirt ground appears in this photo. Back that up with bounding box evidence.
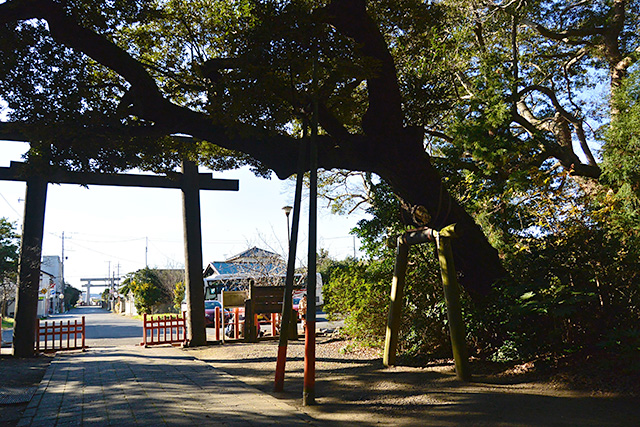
[185,335,640,426]
[1,336,638,426]
[0,354,53,426]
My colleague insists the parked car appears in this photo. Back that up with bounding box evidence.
[204,300,222,326]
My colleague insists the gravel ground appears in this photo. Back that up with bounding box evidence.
[185,335,640,426]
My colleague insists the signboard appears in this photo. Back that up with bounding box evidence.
[222,291,247,308]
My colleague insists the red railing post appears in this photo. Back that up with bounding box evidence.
[234,308,240,339]
[81,316,85,349]
[143,313,148,346]
[44,321,48,351]
[215,307,220,341]
[271,313,277,337]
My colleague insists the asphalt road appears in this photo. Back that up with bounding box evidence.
[48,305,144,348]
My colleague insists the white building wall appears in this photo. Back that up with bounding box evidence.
[39,256,63,316]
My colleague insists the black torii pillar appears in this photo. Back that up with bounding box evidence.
[12,175,48,358]
[181,159,206,346]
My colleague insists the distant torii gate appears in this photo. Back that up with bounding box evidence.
[1,157,238,357]
[80,277,121,304]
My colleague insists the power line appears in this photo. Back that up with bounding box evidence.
[66,239,141,264]
[0,191,21,217]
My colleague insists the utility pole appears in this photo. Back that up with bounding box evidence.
[145,237,148,267]
[108,261,112,309]
[61,231,65,313]
[61,231,65,285]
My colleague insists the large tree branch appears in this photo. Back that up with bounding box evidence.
[512,113,600,179]
[0,0,363,178]
[517,85,598,167]
[318,0,404,136]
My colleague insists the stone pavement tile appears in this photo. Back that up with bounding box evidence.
[21,408,38,418]
[26,392,43,409]
[56,419,82,427]
[16,417,32,426]
[21,345,318,426]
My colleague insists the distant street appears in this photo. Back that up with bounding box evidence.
[47,306,143,348]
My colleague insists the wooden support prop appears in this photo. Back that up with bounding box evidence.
[244,299,257,343]
[383,238,410,367]
[435,226,471,381]
[302,53,320,407]
[382,224,471,381]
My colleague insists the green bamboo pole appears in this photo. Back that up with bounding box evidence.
[435,225,471,381]
[383,237,410,367]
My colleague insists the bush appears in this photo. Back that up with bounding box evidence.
[120,268,171,314]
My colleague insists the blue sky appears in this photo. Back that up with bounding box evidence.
[0,140,366,291]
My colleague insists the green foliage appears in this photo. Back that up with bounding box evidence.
[120,268,170,314]
[0,218,19,284]
[325,173,640,365]
[323,259,390,345]
[0,218,19,316]
[63,286,81,311]
[602,68,640,233]
[173,281,185,312]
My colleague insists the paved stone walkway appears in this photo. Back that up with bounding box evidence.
[18,346,316,426]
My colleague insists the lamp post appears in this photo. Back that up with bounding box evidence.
[282,206,293,244]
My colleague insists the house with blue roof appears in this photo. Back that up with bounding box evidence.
[203,247,287,299]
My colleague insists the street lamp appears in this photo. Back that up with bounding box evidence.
[282,206,293,244]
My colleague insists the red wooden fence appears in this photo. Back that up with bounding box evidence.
[142,312,187,347]
[36,316,86,352]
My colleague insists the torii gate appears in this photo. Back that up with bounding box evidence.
[80,277,121,304]
[1,157,238,357]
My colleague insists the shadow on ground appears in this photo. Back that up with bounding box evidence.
[186,339,640,426]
